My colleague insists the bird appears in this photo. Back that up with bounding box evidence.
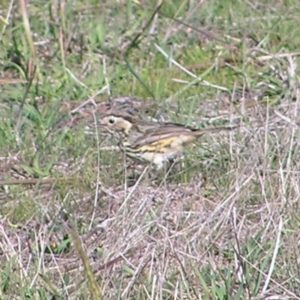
[98,112,236,170]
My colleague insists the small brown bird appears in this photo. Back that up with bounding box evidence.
[99,112,235,169]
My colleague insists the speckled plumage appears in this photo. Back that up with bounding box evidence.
[99,113,235,169]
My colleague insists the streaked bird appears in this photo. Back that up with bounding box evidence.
[99,112,235,169]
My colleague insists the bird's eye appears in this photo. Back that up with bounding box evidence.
[108,118,115,124]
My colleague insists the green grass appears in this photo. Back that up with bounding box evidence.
[1,0,300,299]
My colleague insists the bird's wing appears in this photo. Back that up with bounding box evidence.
[131,124,236,148]
[131,123,195,148]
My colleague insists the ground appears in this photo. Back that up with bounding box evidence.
[1,0,300,299]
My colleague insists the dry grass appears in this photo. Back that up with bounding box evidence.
[1,0,300,299]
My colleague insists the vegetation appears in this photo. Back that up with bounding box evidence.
[1,0,300,299]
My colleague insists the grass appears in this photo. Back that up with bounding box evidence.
[1,0,300,299]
